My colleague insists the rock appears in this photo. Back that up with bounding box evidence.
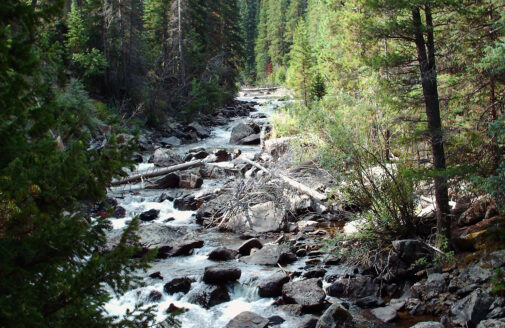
[459,264,493,284]
[295,316,319,328]
[178,173,203,189]
[409,322,443,328]
[477,319,505,328]
[114,206,126,218]
[303,269,327,279]
[425,273,448,295]
[188,285,230,309]
[164,277,192,295]
[149,148,183,167]
[227,201,286,233]
[326,276,378,298]
[268,315,285,326]
[240,245,280,266]
[458,198,492,226]
[208,247,238,261]
[168,239,204,257]
[230,123,256,145]
[132,153,144,163]
[158,193,174,202]
[139,209,160,222]
[149,173,180,189]
[203,266,241,284]
[188,122,211,139]
[451,289,494,327]
[213,149,232,162]
[149,271,163,280]
[165,303,183,314]
[238,238,263,256]
[251,112,267,119]
[490,249,505,268]
[148,290,163,302]
[278,252,297,265]
[278,304,303,316]
[240,133,261,145]
[392,239,432,264]
[371,306,398,323]
[224,312,269,328]
[258,272,290,298]
[282,278,326,313]
[160,136,182,147]
[174,194,199,211]
[354,296,384,308]
[316,302,353,328]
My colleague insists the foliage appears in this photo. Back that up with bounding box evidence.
[491,268,505,296]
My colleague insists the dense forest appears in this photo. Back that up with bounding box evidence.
[1,0,505,327]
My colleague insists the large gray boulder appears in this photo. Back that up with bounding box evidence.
[326,276,378,298]
[208,247,238,261]
[226,201,286,233]
[295,316,318,328]
[230,123,256,145]
[187,285,230,309]
[316,302,353,328]
[240,245,280,266]
[224,312,269,328]
[282,278,326,313]
[163,277,192,295]
[258,272,290,298]
[451,289,494,327]
[149,148,183,167]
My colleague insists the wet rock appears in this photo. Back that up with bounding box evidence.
[187,122,211,139]
[132,153,144,163]
[149,148,183,167]
[149,173,180,189]
[258,272,290,298]
[114,206,126,218]
[303,269,327,279]
[187,284,230,309]
[240,133,261,145]
[410,322,443,328]
[371,306,398,323]
[238,238,263,256]
[490,249,505,268]
[185,150,209,161]
[295,316,319,328]
[278,304,303,316]
[282,278,326,313]
[148,290,163,302]
[149,271,163,280]
[139,209,160,222]
[326,276,379,298]
[168,239,204,257]
[459,264,493,284]
[200,162,238,179]
[411,273,448,300]
[316,301,353,328]
[178,173,203,189]
[230,123,256,145]
[268,315,285,326]
[451,288,494,327]
[164,277,192,295]
[159,136,182,147]
[165,303,183,314]
[173,194,198,211]
[208,247,238,261]
[213,149,232,162]
[477,319,505,328]
[158,193,174,202]
[227,201,286,233]
[203,266,241,284]
[278,251,297,265]
[224,312,269,328]
[354,296,385,308]
[240,245,280,266]
[392,239,432,264]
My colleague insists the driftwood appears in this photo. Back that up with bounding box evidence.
[241,158,327,202]
[111,160,203,186]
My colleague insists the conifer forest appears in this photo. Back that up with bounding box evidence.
[1,0,505,327]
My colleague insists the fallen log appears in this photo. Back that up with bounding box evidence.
[241,158,327,202]
[111,160,203,186]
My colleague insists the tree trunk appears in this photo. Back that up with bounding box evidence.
[412,5,451,241]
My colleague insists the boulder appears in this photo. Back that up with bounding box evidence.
[477,319,505,328]
[213,149,232,162]
[224,312,269,328]
[303,269,327,279]
[240,133,261,145]
[149,173,180,189]
[278,252,297,265]
[230,123,256,145]
[139,209,160,222]
[258,272,290,298]
[168,239,204,257]
[200,162,238,179]
[451,289,494,327]
[354,296,385,308]
[208,247,238,261]
[149,148,183,167]
[203,266,241,284]
[164,277,192,295]
[392,239,432,264]
[282,278,326,313]
[149,271,163,280]
[268,315,285,326]
[188,122,211,139]
[326,276,378,299]
[370,306,398,323]
[316,302,353,328]
[148,290,163,302]
[227,201,285,233]
[178,173,203,189]
[174,194,199,211]
[159,136,182,147]
[295,316,319,328]
[490,249,505,268]
[458,198,493,226]
[410,322,443,328]
[188,285,230,309]
[238,238,263,256]
[240,245,280,266]
[114,206,126,218]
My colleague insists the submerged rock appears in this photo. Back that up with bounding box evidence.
[164,277,192,295]
[139,209,160,222]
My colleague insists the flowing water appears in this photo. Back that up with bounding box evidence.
[104,95,427,328]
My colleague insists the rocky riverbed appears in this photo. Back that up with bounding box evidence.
[97,91,505,328]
